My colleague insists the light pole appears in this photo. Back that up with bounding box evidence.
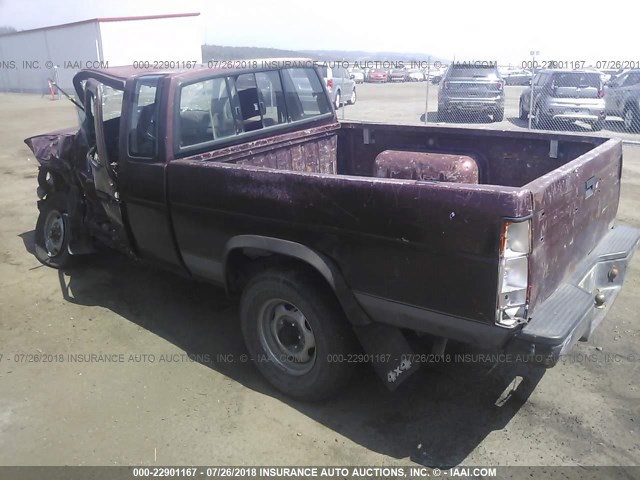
[528,50,539,130]
[424,56,431,124]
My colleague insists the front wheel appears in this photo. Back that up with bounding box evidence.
[34,192,74,269]
[493,107,504,122]
[334,91,342,110]
[240,268,356,401]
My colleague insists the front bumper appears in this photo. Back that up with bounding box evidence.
[506,224,640,367]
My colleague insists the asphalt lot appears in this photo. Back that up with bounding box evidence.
[0,88,639,467]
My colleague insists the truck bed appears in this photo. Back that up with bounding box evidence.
[167,121,622,347]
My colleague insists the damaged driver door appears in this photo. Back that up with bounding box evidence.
[84,79,132,253]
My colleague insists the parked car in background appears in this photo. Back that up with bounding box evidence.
[367,69,388,83]
[582,67,613,84]
[503,69,533,86]
[389,68,408,82]
[349,68,365,84]
[602,69,623,81]
[605,69,640,132]
[429,68,447,84]
[407,69,425,82]
[519,69,606,131]
[318,65,357,109]
[437,63,504,122]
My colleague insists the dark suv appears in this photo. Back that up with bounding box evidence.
[437,63,504,122]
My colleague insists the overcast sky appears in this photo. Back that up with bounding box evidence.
[0,0,636,65]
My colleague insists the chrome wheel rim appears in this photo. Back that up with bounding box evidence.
[258,299,316,375]
[350,90,356,103]
[44,210,64,257]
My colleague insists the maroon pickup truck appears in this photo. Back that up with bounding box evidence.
[25,60,640,400]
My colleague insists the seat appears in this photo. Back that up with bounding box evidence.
[237,87,266,132]
[373,150,479,184]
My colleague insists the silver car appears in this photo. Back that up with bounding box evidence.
[317,65,356,109]
[519,70,606,131]
[605,69,640,132]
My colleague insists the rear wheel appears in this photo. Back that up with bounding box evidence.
[240,267,356,401]
[493,107,504,122]
[334,91,342,110]
[34,192,74,269]
[518,98,528,120]
[347,88,357,105]
[533,105,549,130]
[623,105,640,133]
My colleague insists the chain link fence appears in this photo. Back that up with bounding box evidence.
[338,60,640,143]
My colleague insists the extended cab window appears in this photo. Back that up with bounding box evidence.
[129,76,160,158]
[255,71,287,126]
[178,77,235,147]
[230,72,287,132]
[281,68,331,120]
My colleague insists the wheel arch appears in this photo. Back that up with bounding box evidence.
[223,235,370,327]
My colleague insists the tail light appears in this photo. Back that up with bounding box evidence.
[326,78,333,92]
[497,219,531,327]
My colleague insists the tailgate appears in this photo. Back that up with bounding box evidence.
[525,139,623,314]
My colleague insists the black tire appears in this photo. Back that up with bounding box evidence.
[533,105,549,130]
[623,105,640,133]
[240,267,357,401]
[34,192,74,269]
[347,88,357,105]
[518,99,528,120]
[494,107,504,122]
[334,90,341,110]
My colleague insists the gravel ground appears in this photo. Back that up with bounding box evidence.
[0,88,638,467]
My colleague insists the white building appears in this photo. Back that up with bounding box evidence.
[0,13,203,93]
